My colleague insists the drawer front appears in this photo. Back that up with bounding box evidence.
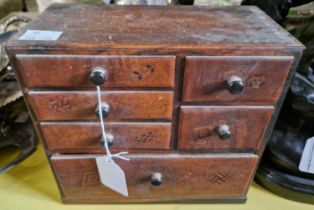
[16,55,175,88]
[178,106,273,150]
[41,122,171,152]
[28,91,173,121]
[183,56,293,104]
[51,153,258,202]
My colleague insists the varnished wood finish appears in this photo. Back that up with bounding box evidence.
[178,106,273,150]
[6,4,303,52]
[16,55,175,88]
[4,4,304,204]
[28,91,173,121]
[183,56,293,104]
[51,153,258,203]
[41,122,172,152]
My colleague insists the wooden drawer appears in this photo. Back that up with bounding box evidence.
[28,91,173,121]
[183,56,293,104]
[178,106,273,150]
[16,55,175,88]
[41,122,171,152]
[51,153,258,203]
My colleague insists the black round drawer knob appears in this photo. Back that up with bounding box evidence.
[216,125,231,140]
[95,102,110,119]
[227,76,244,94]
[90,67,107,86]
[151,173,163,186]
[100,133,114,147]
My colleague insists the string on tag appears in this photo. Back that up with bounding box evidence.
[96,86,129,162]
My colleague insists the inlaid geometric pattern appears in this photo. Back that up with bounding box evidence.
[209,172,231,185]
[81,172,99,186]
[132,64,155,80]
[136,131,154,143]
[48,96,72,112]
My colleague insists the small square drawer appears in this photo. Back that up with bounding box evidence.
[183,56,293,104]
[178,106,273,150]
[41,122,172,153]
[28,90,173,121]
[51,153,257,203]
[15,55,175,88]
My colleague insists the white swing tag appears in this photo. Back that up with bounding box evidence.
[96,156,128,197]
[18,30,62,41]
[299,137,314,174]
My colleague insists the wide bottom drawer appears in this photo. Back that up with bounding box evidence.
[51,153,258,203]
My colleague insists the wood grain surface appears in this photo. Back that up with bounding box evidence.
[183,56,293,104]
[41,122,172,153]
[28,90,174,121]
[51,153,258,203]
[6,4,303,51]
[178,106,274,150]
[16,55,175,88]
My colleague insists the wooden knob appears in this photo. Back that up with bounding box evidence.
[216,125,231,140]
[90,67,107,86]
[227,76,244,94]
[95,102,110,119]
[151,173,163,186]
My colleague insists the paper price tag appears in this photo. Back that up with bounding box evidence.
[18,30,62,41]
[299,137,314,174]
[96,156,128,197]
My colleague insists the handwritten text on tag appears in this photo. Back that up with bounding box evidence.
[18,30,62,41]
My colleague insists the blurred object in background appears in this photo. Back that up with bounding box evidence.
[242,0,314,24]
[111,0,170,5]
[111,0,195,6]
[35,0,103,12]
[194,0,241,6]
[35,0,195,12]
[0,13,31,79]
[0,0,25,19]
[0,12,36,173]
[0,12,35,104]
[286,4,314,91]
[0,98,36,173]
[242,0,314,204]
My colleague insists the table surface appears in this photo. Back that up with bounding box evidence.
[0,145,312,210]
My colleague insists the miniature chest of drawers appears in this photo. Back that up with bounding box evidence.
[5,4,304,203]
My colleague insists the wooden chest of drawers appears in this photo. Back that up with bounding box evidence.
[5,4,304,203]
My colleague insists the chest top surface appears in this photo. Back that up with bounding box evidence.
[6,4,303,52]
